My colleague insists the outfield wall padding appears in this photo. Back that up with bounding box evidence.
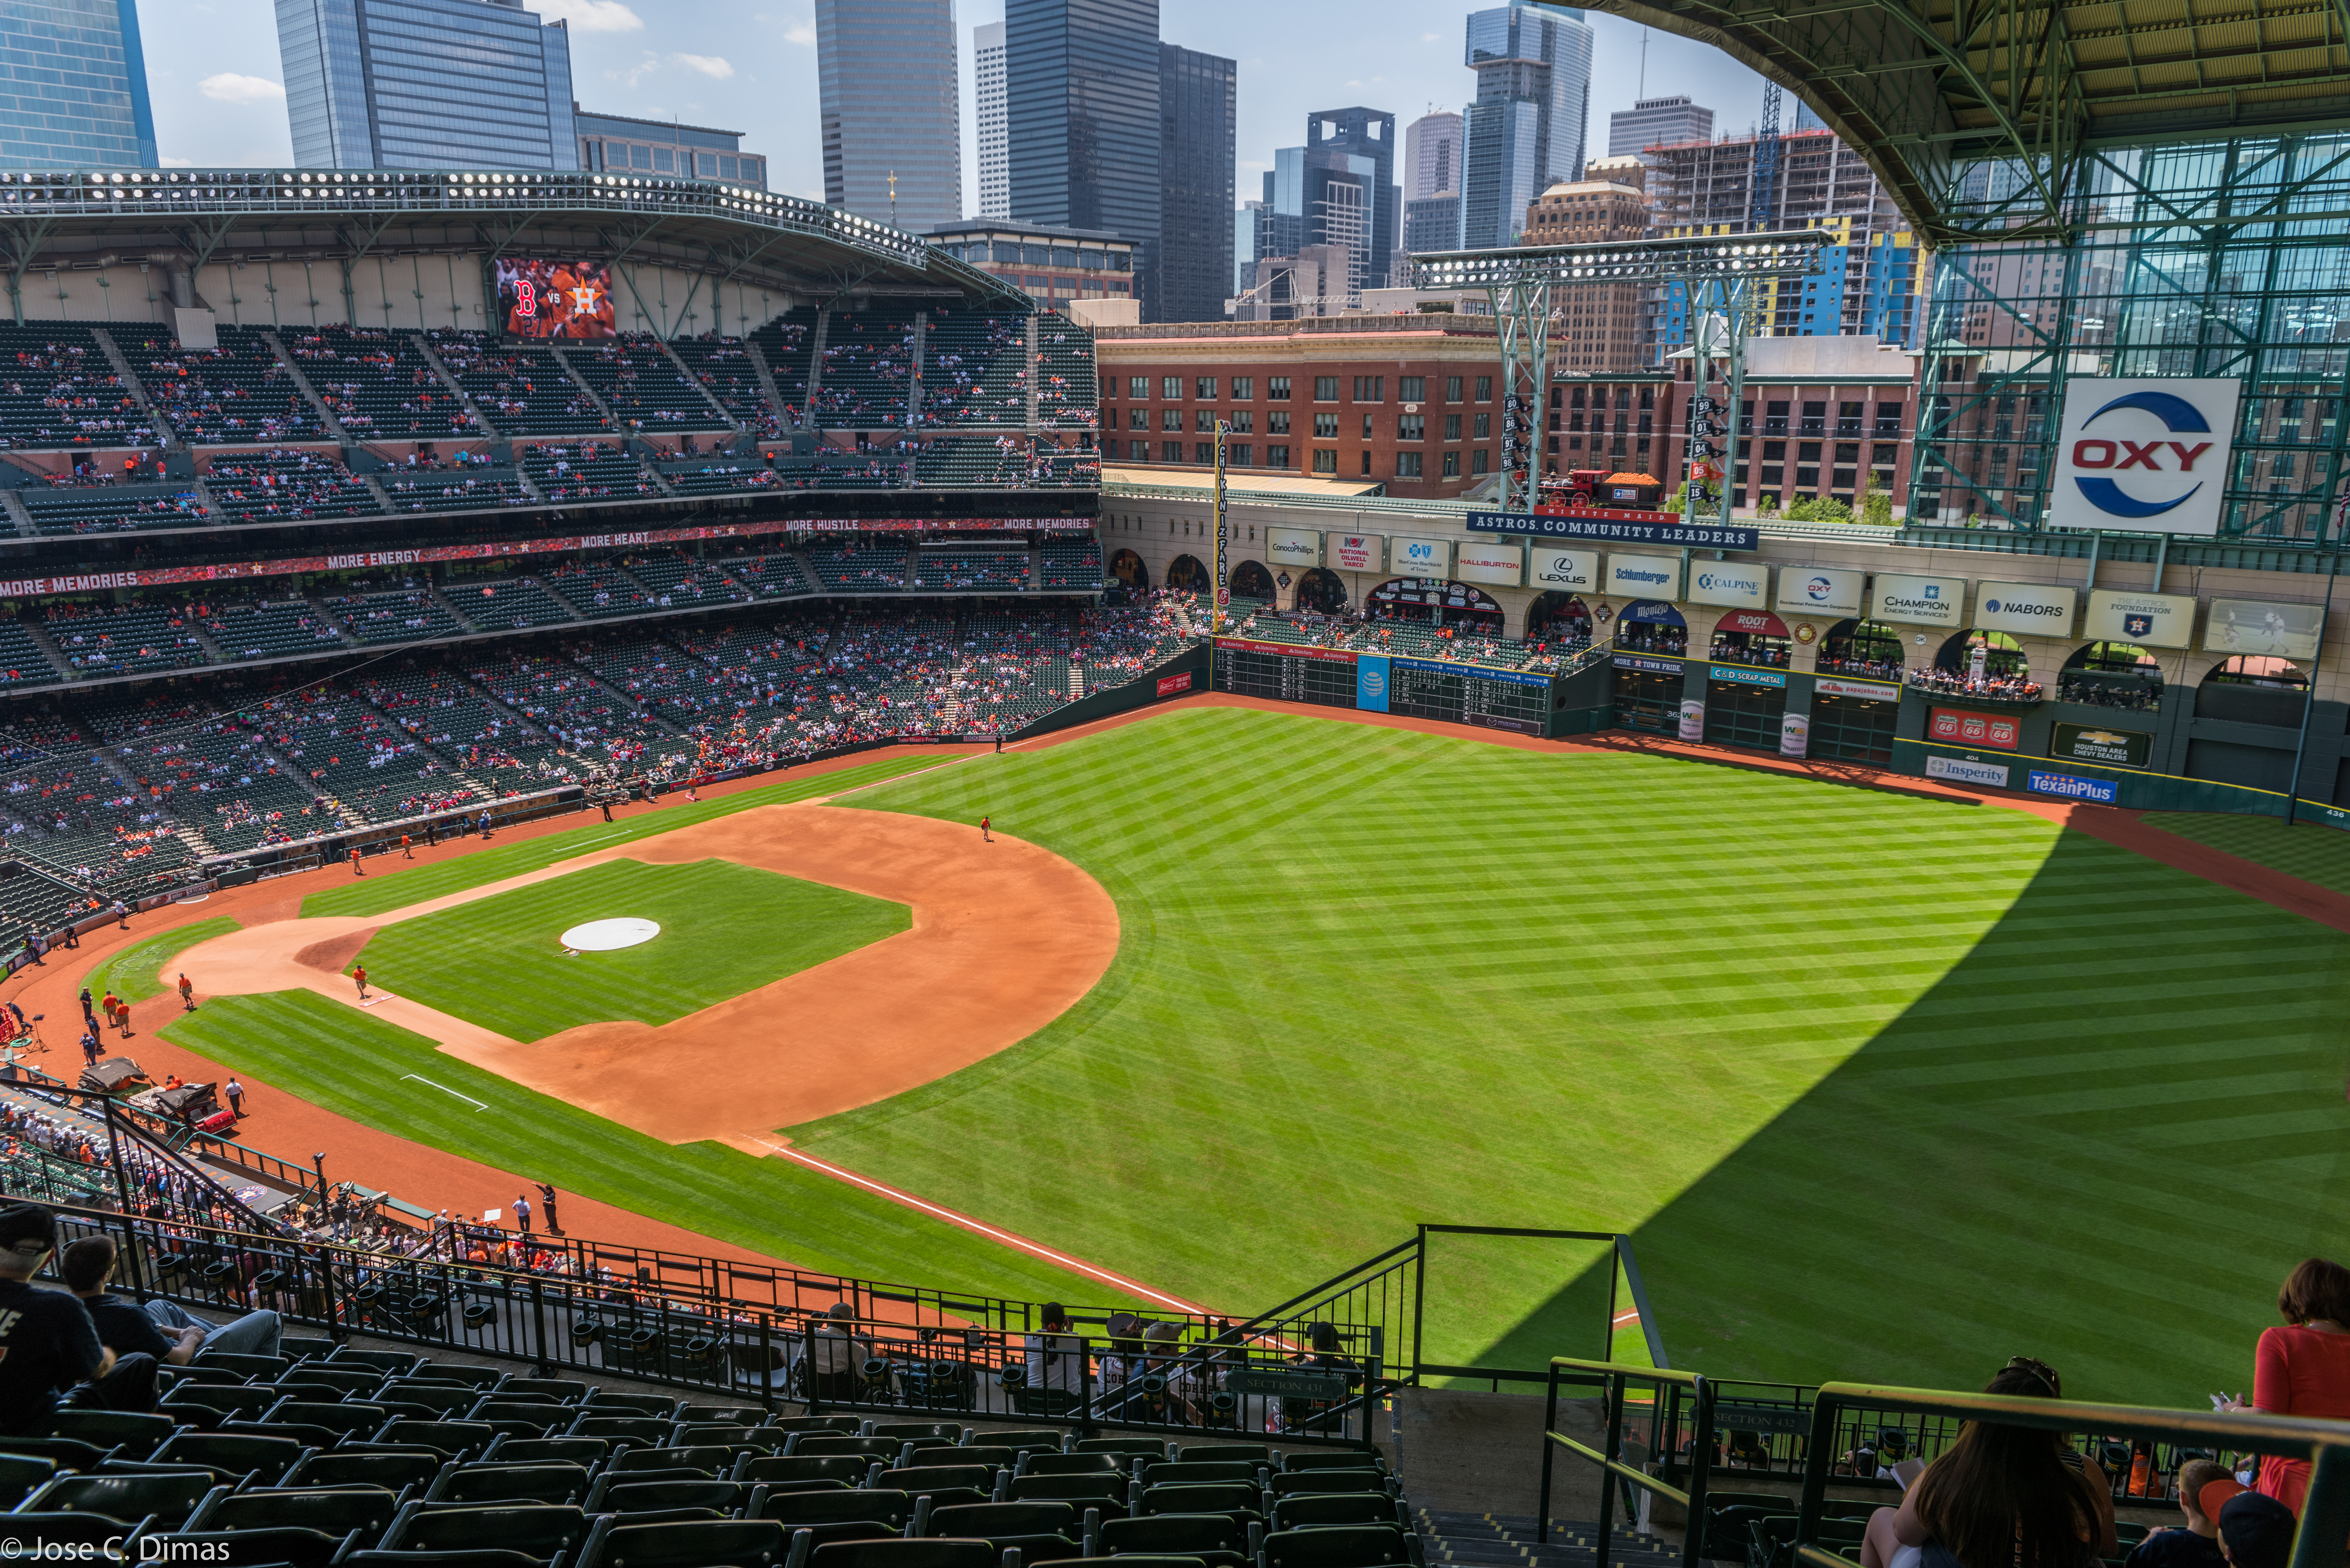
[1013,642,1210,741]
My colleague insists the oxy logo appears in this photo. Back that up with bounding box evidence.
[2070,390,2217,520]
[1804,575,1836,602]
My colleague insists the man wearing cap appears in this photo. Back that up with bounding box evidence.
[0,1203,114,1436]
[2215,1487,2296,1568]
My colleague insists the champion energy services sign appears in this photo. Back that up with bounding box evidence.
[2049,377,2241,536]
[1871,573,1967,628]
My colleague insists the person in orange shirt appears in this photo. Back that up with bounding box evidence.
[352,963,370,1000]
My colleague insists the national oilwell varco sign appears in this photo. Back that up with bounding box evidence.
[2050,377,2242,536]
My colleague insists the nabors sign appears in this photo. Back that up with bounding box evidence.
[2049,376,2241,536]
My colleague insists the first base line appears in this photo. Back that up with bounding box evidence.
[400,1074,488,1112]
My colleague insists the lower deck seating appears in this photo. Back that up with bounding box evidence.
[446,575,576,633]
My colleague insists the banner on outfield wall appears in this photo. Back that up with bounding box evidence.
[1929,707,2020,750]
[1775,567,1866,618]
[2204,597,2325,660]
[1871,572,1968,628]
[1156,671,1194,697]
[2050,721,2152,768]
[1214,636,1357,664]
[1972,581,2079,638]
[1266,527,1323,569]
[1814,677,1900,703]
[1528,546,1599,591]
[1454,539,1524,587]
[1687,561,1770,610]
[1356,653,1391,712]
[2085,588,2197,648]
[1327,532,1384,572]
[1927,754,2012,788]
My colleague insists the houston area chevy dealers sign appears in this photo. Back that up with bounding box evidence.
[2050,377,2241,536]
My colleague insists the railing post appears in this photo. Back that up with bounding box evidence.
[759,1313,776,1415]
[1796,1390,1836,1559]
[2290,1442,2350,1568]
[1079,1334,1097,1439]
[100,1098,145,1301]
[1596,1370,1626,1568]
[530,1276,551,1376]
[805,1319,823,1415]
[1683,1376,1717,1568]
[1410,1226,1427,1387]
[1538,1359,1560,1546]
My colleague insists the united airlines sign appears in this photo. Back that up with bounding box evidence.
[2049,377,2240,536]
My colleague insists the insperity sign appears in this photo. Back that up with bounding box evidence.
[2048,378,2241,536]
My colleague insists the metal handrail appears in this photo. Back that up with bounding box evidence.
[1538,1355,1717,1568]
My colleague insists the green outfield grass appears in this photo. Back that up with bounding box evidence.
[91,916,240,1002]
[158,989,1145,1308]
[2144,811,2350,896]
[183,707,2350,1403]
[354,859,906,1040]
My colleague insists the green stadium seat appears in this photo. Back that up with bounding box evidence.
[1100,1513,1249,1568]
[21,1467,218,1527]
[0,1452,55,1510]
[614,1446,748,1476]
[0,1515,136,1554]
[791,1437,903,1461]
[807,1541,996,1568]
[1265,1473,1385,1498]
[1074,1442,1169,1466]
[376,1421,500,1456]
[1256,1526,1416,1568]
[869,1423,964,1445]
[1025,1455,1120,1478]
[755,1489,913,1531]
[282,1449,446,1490]
[186,1483,404,1540]
[282,1365,386,1397]
[682,1406,770,1425]
[737,1456,872,1489]
[925,1501,1076,1542]
[196,1351,292,1379]
[774,1418,864,1435]
[1143,1466,1259,1489]
[133,1526,347,1567]
[974,1432,1067,1454]
[423,1462,593,1505]
[879,1466,995,1498]
[145,1431,308,1482]
[1276,1454,1382,1476]
[1175,1449,1268,1467]
[328,1349,429,1376]
[577,1517,791,1568]
[389,1385,489,1416]
[586,1394,684,1419]
[1135,1485,1260,1523]
[1010,1475,1129,1516]
[487,1436,612,1467]
[584,1476,752,1516]
[45,1409,174,1458]
[1266,1496,1405,1533]
[164,1383,281,1423]
[269,1399,388,1436]
[679,1424,785,1449]
[916,1447,1016,1472]
[572,1415,675,1445]
[379,1502,593,1561]
[498,1379,594,1404]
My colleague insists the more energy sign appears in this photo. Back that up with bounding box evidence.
[2049,377,2241,536]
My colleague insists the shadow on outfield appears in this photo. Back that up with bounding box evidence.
[1459,826,2350,1402]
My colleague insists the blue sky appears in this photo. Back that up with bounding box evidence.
[139,0,1767,211]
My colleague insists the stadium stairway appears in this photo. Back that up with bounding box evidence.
[0,489,30,537]
[742,337,792,427]
[412,332,504,440]
[18,618,77,680]
[89,326,177,450]
[653,336,747,433]
[427,581,484,635]
[259,329,353,443]
[1416,1510,1678,1568]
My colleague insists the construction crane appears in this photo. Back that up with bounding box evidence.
[1751,80,1782,232]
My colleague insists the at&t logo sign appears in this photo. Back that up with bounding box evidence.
[2050,376,2240,537]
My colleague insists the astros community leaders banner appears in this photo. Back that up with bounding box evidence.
[2048,376,2241,537]
[1776,567,1866,618]
[1466,511,1757,549]
[2085,587,2197,648]
[1871,572,1967,628]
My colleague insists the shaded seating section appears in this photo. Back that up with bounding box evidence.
[625,552,748,609]
[115,326,326,445]
[669,335,777,428]
[812,307,919,428]
[434,333,611,437]
[201,596,348,662]
[19,482,208,536]
[0,617,60,686]
[1033,313,1098,432]
[519,441,659,502]
[910,547,1029,593]
[360,665,588,788]
[948,613,1072,733]
[1038,540,1103,591]
[806,540,908,593]
[0,324,156,449]
[919,308,1028,428]
[258,682,479,826]
[287,326,480,440]
[331,587,465,645]
[0,708,196,887]
[381,469,532,513]
[564,337,731,432]
[82,693,320,854]
[720,553,813,599]
[543,560,656,620]
[474,649,686,773]
[205,449,383,523]
[445,573,576,633]
[746,308,818,433]
[43,600,209,676]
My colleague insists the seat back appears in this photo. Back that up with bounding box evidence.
[1007,1475,1123,1505]
[868,1423,964,1445]
[1174,1447,1268,1466]
[916,1447,1014,1471]
[807,1541,996,1568]
[146,1432,307,1482]
[1101,1515,1247,1555]
[198,1485,403,1539]
[1023,1454,1118,1477]
[283,1366,384,1396]
[327,1348,427,1376]
[589,1478,750,1516]
[974,1431,1065,1453]
[1270,1495,1400,1532]
[678,1424,782,1448]
[736,1456,870,1488]
[582,1518,790,1568]
[1140,1464,1256,1488]
[195,1351,292,1379]
[757,1489,913,1529]
[792,1437,903,1460]
[21,1469,218,1527]
[1258,1526,1414,1568]
[376,1420,497,1456]
[1267,1471,1383,1496]
[927,1502,1077,1541]
[497,1379,592,1404]
[385,1502,593,1557]
[271,1399,388,1436]
[383,1383,482,1415]
[282,1450,444,1490]
[773,1417,863,1435]
[570,1415,675,1445]
[431,1463,593,1505]
[491,1437,611,1467]
[0,1454,53,1511]
[1135,1484,1258,1519]
[47,1409,175,1457]
[880,1466,996,1496]
[1279,1452,1383,1474]
[614,1446,745,1476]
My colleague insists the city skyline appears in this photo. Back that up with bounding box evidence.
[135,0,1768,221]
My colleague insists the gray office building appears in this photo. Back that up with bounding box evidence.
[276,0,576,170]
[1459,2,1592,247]
[1608,94,1712,159]
[0,0,155,169]
[1007,0,1160,313]
[1403,110,1461,201]
[816,0,960,233]
[575,109,765,186]
[1403,194,1462,258]
[1158,43,1234,324]
[976,21,1009,220]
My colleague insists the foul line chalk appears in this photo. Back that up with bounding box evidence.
[401,1073,488,1112]
[765,1142,1215,1317]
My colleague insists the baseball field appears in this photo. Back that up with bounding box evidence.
[152,705,2350,1404]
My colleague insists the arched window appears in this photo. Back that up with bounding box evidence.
[2060,642,2162,711]
[1819,619,1904,678]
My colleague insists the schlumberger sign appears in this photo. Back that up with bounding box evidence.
[2048,377,2242,536]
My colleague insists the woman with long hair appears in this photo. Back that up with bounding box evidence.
[1861,1359,2117,1568]
[2223,1257,2350,1513]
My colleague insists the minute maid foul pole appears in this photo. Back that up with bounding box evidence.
[1211,418,1229,676]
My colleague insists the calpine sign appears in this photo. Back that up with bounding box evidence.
[2049,377,2241,536]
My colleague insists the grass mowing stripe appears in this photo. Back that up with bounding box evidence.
[90,917,241,1003]
[2141,810,2350,895]
[300,753,957,919]
[356,859,907,1040]
[158,990,1148,1308]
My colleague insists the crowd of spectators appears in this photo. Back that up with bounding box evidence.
[0,330,156,449]
[1908,666,2046,703]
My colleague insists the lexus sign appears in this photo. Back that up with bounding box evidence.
[2049,376,2240,536]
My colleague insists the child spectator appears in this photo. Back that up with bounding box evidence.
[2125,1461,2232,1568]
[2216,1491,2297,1568]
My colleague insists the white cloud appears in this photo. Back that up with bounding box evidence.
[535,0,643,31]
[608,52,660,88]
[1421,31,1440,42]
[783,19,816,45]
[160,156,194,168]
[672,53,734,79]
[199,73,283,104]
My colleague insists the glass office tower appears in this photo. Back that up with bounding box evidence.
[0,0,157,169]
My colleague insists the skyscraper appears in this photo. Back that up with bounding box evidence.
[816,0,960,232]
[1007,0,1161,312]
[1254,115,1394,312]
[1458,2,1593,247]
[1608,94,1711,160]
[1403,110,1461,201]
[1158,44,1234,323]
[0,0,155,169]
[276,0,577,170]
[975,22,1009,220]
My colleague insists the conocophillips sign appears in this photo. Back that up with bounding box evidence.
[1265,527,1322,568]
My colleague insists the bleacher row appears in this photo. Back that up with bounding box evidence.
[0,309,1089,455]
[1,1339,1418,1568]
[0,595,1197,921]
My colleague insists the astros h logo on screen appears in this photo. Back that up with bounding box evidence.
[2068,390,2217,520]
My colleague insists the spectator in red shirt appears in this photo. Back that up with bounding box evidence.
[2225,1257,2350,1513]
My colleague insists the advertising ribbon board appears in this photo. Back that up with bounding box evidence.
[1775,567,1865,618]
[2203,597,2324,661]
[1709,665,1787,688]
[1872,573,1968,628]
[1929,707,2020,750]
[2050,721,2152,768]
[2084,588,2197,649]
[1394,655,1549,687]
[1529,547,1599,591]
[1973,581,2079,638]
[1927,754,2012,788]
[1814,677,1900,703]
[1467,510,1757,549]
[1326,532,1384,572]
[1687,562,1770,609]
[1356,653,1391,712]
[1214,637,1357,664]
[1265,527,1323,569]
[1613,653,1684,673]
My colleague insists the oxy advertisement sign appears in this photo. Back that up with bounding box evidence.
[1356,653,1391,713]
[1327,532,1384,572]
[1871,572,1967,628]
[1973,581,2078,638]
[2050,722,2152,768]
[2030,770,2119,803]
[1929,707,2020,750]
[1265,527,1322,569]
[1529,546,1599,591]
[2204,597,2324,661]
[2085,588,2197,649]
[1606,553,1682,599]
[1455,539,1524,587]
[1927,754,2011,788]
[1391,536,1454,579]
[1687,561,1770,610]
[1776,567,1866,618]
[1815,677,1899,703]
[2050,376,2241,536]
